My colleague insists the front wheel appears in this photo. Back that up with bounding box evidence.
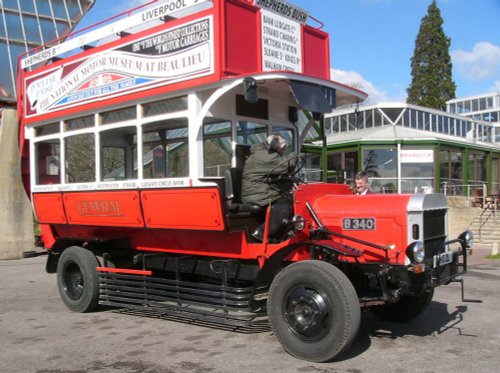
[268,260,360,362]
[56,246,100,313]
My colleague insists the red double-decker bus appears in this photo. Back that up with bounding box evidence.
[17,0,472,362]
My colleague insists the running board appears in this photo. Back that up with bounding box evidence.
[98,271,267,329]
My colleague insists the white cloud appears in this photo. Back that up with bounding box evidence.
[452,42,500,81]
[330,68,392,104]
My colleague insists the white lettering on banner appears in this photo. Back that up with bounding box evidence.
[21,0,209,69]
[254,0,308,24]
[400,149,434,163]
[261,9,302,72]
[29,44,209,113]
[25,17,213,115]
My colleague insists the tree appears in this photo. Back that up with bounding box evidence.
[407,0,456,110]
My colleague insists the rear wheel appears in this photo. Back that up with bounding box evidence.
[267,260,360,362]
[56,246,100,313]
[370,288,434,322]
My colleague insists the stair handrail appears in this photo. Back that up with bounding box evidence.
[478,207,493,242]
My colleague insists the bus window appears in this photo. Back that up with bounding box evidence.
[203,119,232,177]
[64,115,94,132]
[100,126,137,181]
[65,133,95,183]
[35,139,61,185]
[143,96,188,117]
[142,118,188,179]
[101,106,136,125]
[236,121,267,145]
[35,122,59,137]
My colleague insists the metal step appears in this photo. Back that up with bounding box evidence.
[99,272,267,329]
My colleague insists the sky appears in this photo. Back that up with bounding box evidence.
[76,0,500,104]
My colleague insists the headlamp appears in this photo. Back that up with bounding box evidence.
[406,241,425,264]
[459,230,474,249]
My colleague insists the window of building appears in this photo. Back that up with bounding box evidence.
[374,110,384,127]
[329,117,339,134]
[4,12,24,40]
[364,110,373,129]
[423,112,431,131]
[469,152,487,191]
[400,148,434,193]
[21,15,43,44]
[142,118,188,179]
[383,108,403,124]
[326,151,357,184]
[36,0,54,17]
[362,147,397,193]
[492,157,500,194]
[340,115,348,132]
[303,153,322,182]
[39,18,58,41]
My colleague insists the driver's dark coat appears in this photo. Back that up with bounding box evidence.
[241,143,296,207]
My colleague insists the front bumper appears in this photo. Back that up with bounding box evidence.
[428,239,468,287]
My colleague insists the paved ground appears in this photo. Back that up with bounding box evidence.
[1,248,499,373]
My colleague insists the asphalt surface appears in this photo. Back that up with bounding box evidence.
[1,247,499,373]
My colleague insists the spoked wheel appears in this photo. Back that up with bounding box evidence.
[370,288,434,322]
[56,246,100,313]
[268,260,360,362]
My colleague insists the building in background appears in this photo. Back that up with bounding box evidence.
[307,96,500,196]
[0,0,95,106]
[447,93,500,133]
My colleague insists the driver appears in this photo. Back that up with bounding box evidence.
[241,134,296,242]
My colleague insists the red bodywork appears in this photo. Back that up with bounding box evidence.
[18,0,371,265]
[34,183,412,267]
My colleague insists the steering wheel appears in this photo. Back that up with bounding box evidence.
[265,154,306,186]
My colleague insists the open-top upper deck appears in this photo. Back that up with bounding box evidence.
[18,0,366,126]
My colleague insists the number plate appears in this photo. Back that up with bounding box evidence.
[434,251,453,267]
[342,218,376,230]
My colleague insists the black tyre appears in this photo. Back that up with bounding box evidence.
[56,246,100,313]
[267,260,361,362]
[370,288,434,323]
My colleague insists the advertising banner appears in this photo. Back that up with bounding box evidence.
[254,0,308,73]
[25,17,214,117]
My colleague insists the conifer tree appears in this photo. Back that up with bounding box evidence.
[407,0,456,110]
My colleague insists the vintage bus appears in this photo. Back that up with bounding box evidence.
[17,0,472,362]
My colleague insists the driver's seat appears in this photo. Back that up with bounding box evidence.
[225,167,264,214]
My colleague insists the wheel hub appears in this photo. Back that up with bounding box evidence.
[284,286,330,340]
[63,262,84,300]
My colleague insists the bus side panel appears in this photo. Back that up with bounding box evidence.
[33,193,67,224]
[141,188,225,231]
[63,191,144,227]
[302,25,330,80]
